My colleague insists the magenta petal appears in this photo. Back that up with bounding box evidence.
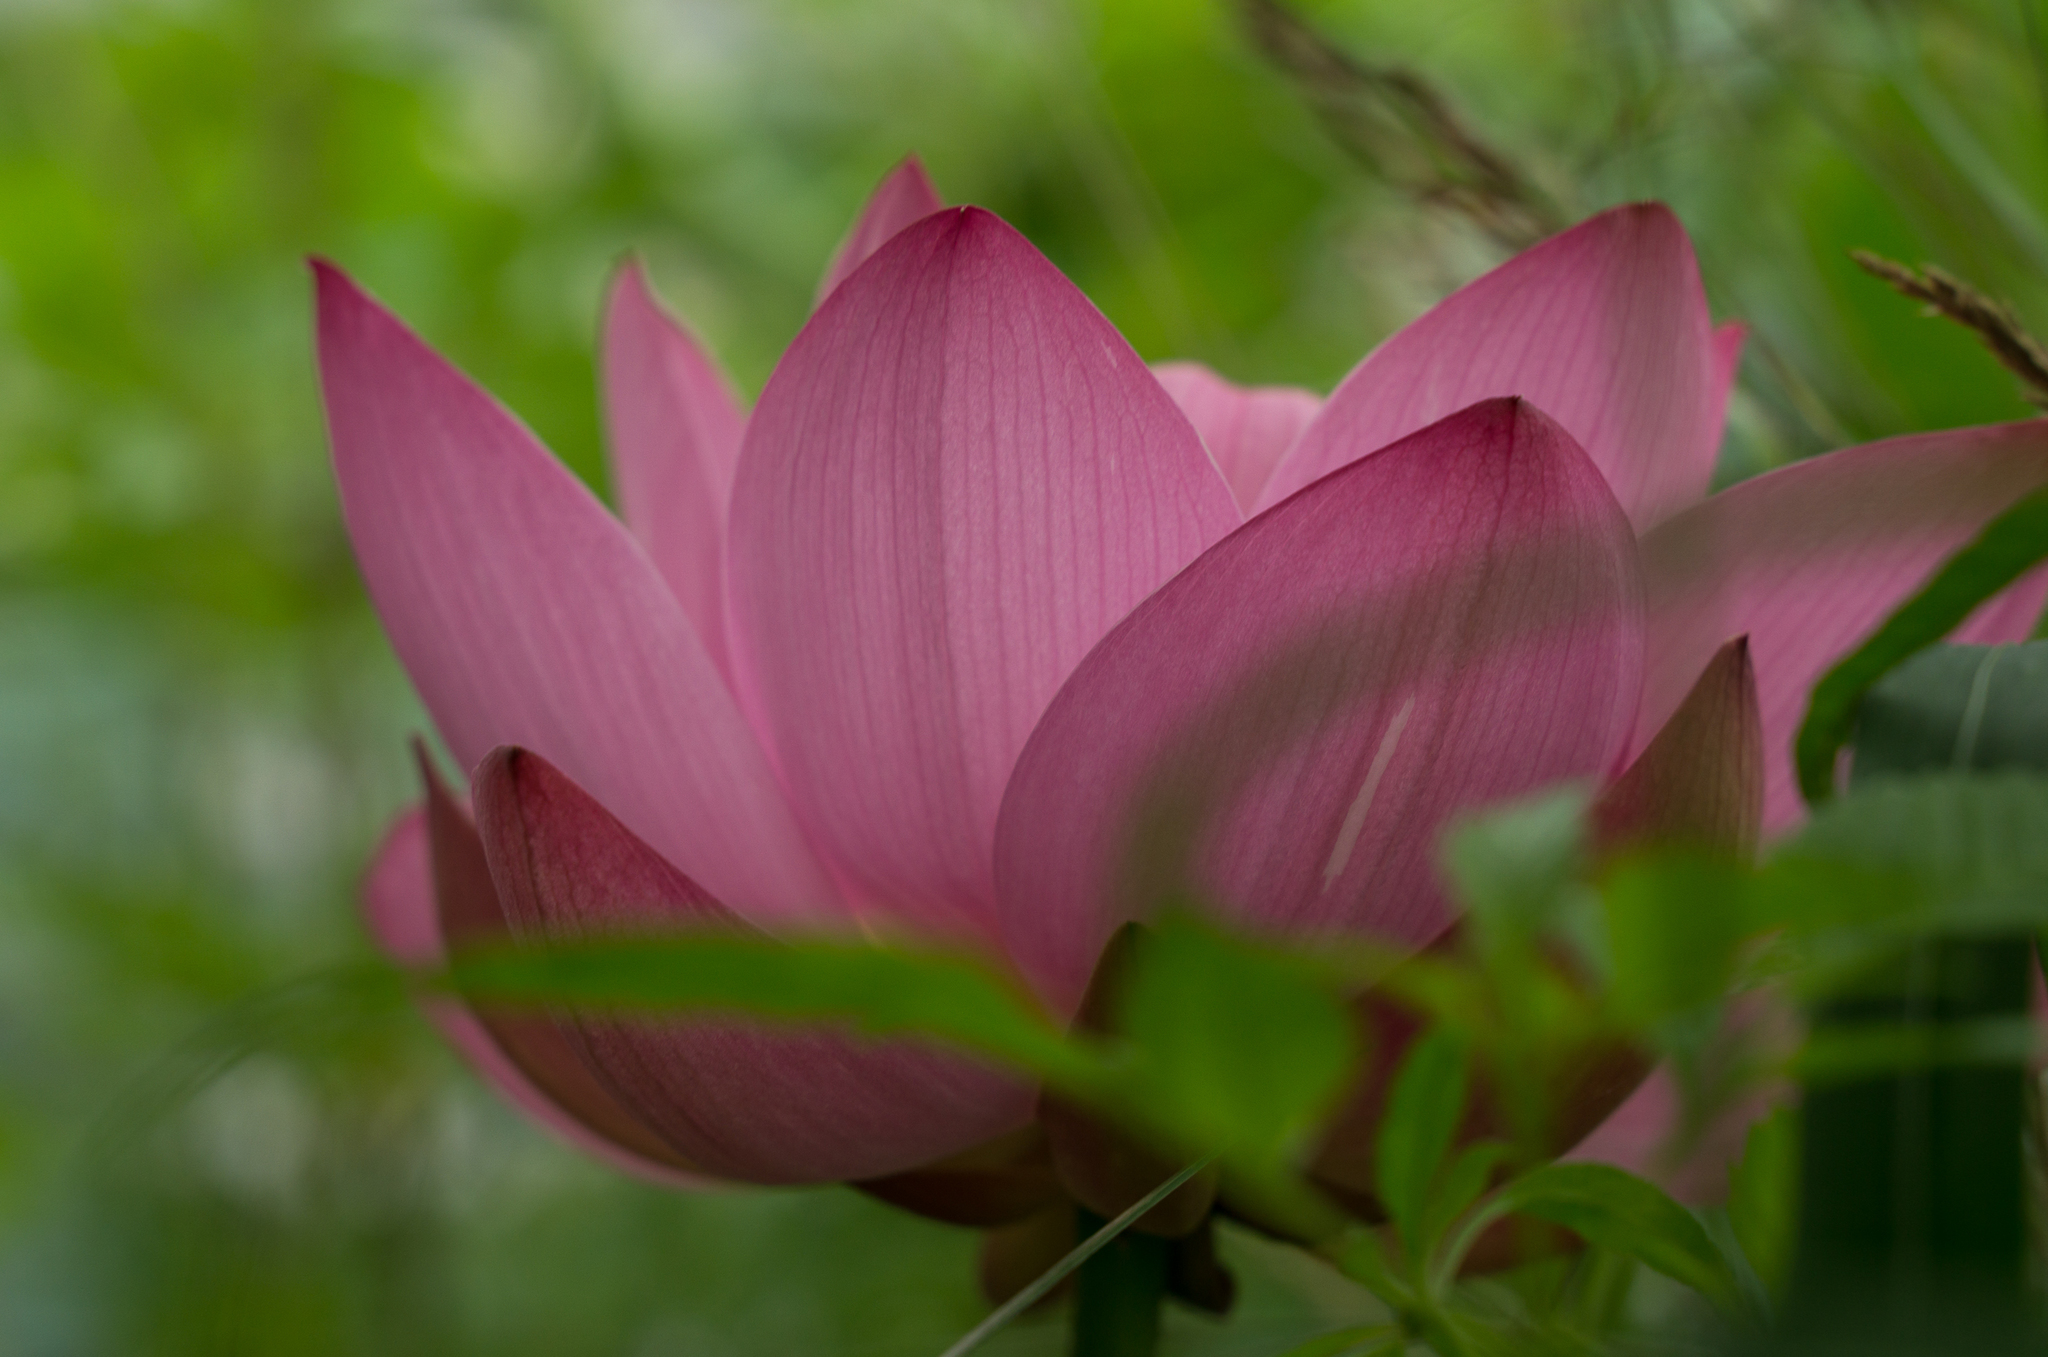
[315,262,837,927]
[1257,205,1716,531]
[360,807,704,1186]
[1637,420,2048,833]
[601,262,747,680]
[473,747,1035,1184]
[1703,321,1745,485]
[1153,361,1322,515]
[815,156,945,306]
[729,210,1241,940]
[994,398,1646,1012]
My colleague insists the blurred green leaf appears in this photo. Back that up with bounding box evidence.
[1598,850,1749,1027]
[1476,1163,1743,1314]
[1594,775,2048,1006]
[445,933,1100,1089]
[1727,1106,1799,1298]
[1273,1326,1398,1357]
[1795,487,2048,805]
[1116,913,1357,1163]
[1419,1139,1511,1267]
[1440,789,1590,948]
[1782,772,2048,930]
[1375,1025,1470,1260]
[1856,643,2048,777]
[1795,1015,2039,1082]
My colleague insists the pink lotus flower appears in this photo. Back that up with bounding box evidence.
[331,160,2048,1201]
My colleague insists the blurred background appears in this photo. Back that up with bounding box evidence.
[1,0,2044,1352]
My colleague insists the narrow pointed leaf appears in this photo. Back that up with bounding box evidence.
[1482,1162,1742,1310]
[1374,1025,1471,1254]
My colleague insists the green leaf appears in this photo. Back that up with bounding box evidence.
[1420,1139,1512,1262]
[1782,772,2048,930]
[1375,1025,1471,1256]
[1483,1163,1743,1312]
[1727,1106,1799,1296]
[1794,485,2048,805]
[1273,1326,1398,1357]
[1706,773,2048,979]
[443,933,1099,1089]
[1854,642,2048,777]
[1115,913,1356,1162]
[1795,1014,2039,1081]
[1598,850,1750,1025]
[1440,787,1590,943]
[1742,852,1923,939]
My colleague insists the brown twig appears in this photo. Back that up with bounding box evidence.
[1850,249,2048,411]
[1237,0,1566,251]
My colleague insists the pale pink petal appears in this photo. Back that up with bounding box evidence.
[315,262,837,928]
[474,746,1034,1184]
[362,807,439,968]
[815,156,945,306]
[994,398,1646,1012]
[728,210,1240,941]
[1153,360,1322,515]
[1703,321,1746,489]
[600,261,747,680]
[360,806,705,1186]
[1257,205,1716,532]
[1636,420,2048,833]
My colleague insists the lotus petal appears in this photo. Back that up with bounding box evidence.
[361,801,703,1184]
[1704,321,1745,482]
[315,262,838,927]
[1595,636,1763,857]
[816,156,945,305]
[995,398,1645,1011]
[601,262,747,680]
[1153,360,1321,514]
[1637,421,2048,831]
[473,745,1035,1183]
[728,209,1239,941]
[1258,205,1716,531]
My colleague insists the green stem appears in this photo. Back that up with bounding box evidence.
[1782,643,2039,1346]
[938,1159,1211,1357]
[1070,1208,1170,1357]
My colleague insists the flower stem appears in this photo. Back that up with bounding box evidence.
[938,1159,1211,1357]
[1070,1209,1169,1357]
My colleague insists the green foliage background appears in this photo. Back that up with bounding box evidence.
[3,0,2047,1351]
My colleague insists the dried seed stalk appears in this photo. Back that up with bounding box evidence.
[1850,250,2048,411]
[1238,0,1565,252]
